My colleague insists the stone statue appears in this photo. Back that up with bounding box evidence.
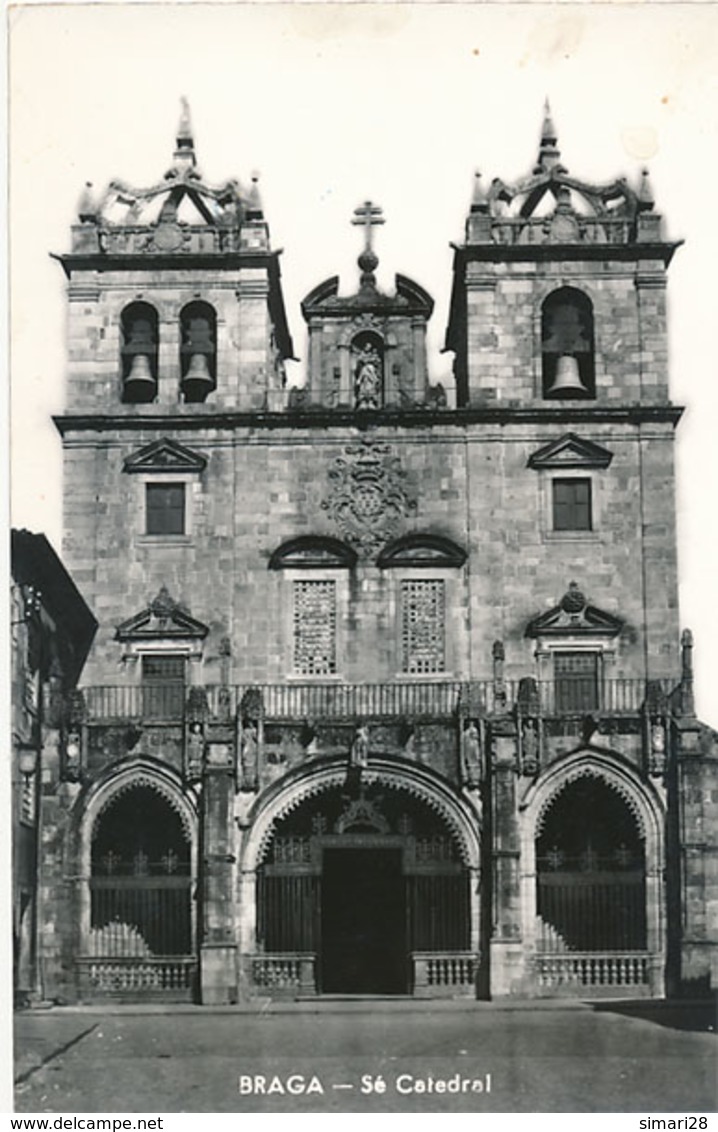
[350,724,370,769]
[461,719,482,788]
[522,719,539,775]
[240,720,259,791]
[354,345,382,410]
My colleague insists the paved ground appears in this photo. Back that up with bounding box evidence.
[12,998,718,1114]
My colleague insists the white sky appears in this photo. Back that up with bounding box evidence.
[8,2,718,728]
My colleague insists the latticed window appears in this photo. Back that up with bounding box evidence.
[401,579,445,675]
[293,580,337,676]
[141,654,186,718]
[554,651,599,712]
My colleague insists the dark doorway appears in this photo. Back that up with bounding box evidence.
[321,849,407,994]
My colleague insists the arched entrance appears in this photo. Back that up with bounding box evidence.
[525,760,663,997]
[536,777,646,952]
[249,767,480,998]
[79,778,197,1000]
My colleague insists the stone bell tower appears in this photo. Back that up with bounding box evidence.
[60,98,293,417]
[445,101,683,685]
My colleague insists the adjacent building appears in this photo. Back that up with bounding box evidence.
[11,529,96,1003]
[32,102,718,1004]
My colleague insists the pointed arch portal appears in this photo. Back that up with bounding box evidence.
[80,776,198,1000]
[249,768,480,997]
[522,755,665,997]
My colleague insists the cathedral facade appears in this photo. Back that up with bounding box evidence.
[36,103,718,1004]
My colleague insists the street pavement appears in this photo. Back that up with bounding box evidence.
[12,998,718,1114]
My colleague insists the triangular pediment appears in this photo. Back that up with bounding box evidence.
[123,438,207,475]
[116,587,209,641]
[526,583,623,638]
[528,433,613,471]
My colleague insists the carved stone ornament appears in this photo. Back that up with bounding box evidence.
[322,439,417,556]
[334,787,390,835]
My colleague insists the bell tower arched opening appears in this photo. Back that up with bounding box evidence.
[120,302,159,404]
[180,301,217,403]
[541,287,595,399]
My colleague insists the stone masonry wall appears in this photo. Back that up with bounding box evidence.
[464,259,669,406]
[62,415,680,689]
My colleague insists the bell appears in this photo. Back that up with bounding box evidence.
[123,353,157,403]
[546,354,586,397]
[182,352,214,403]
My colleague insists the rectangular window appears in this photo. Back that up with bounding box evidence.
[401,579,445,675]
[552,478,592,531]
[554,651,599,713]
[145,484,186,536]
[293,580,337,676]
[141,654,186,718]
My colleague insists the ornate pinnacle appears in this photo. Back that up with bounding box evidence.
[171,96,197,174]
[177,96,193,149]
[246,172,264,220]
[541,98,557,146]
[638,167,655,210]
[470,170,489,214]
[77,181,98,224]
[535,98,565,175]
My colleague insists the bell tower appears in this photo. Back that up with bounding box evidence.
[446,101,675,409]
[59,99,293,414]
[445,103,684,683]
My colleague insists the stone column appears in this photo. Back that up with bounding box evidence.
[412,318,426,402]
[338,341,352,407]
[200,742,237,1004]
[669,716,718,996]
[488,719,525,996]
[465,267,497,405]
[158,313,180,405]
[236,272,271,411]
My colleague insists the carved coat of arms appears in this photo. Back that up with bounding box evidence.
[322,439,417,556]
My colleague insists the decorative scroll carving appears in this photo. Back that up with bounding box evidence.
[322,439,417,556]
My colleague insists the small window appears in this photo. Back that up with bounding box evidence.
[141,654,186,718]
[552,478,592,532]
[145,484,185,536]
[554,652,599,713]
[401,579,445,675]
[293,580,337,676]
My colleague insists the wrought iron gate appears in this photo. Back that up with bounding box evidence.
[534,777,653,996]
[254,785,474,997]
[79,785,196,1000]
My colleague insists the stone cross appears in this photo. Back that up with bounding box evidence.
[352,200,385,252]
